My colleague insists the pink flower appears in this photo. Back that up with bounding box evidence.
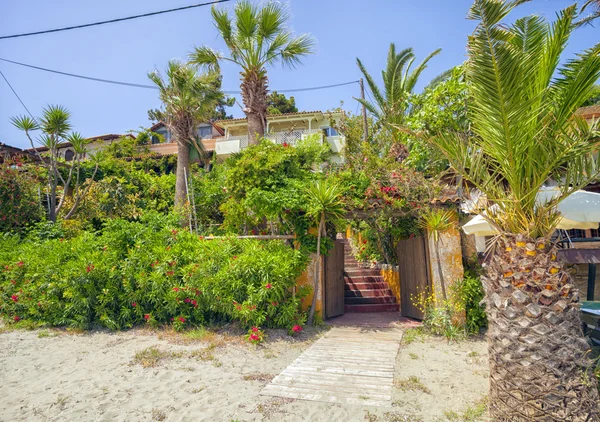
[232,256,237,260]
[265,283,272,289]
[184,298,191,303]
[144,314,150,321]
[191,300,197,307]
[178,317,186,323]
[11,295,18,302]
[252,326,259,333]
[173,287,179,292]
[132,302,137,307]
[13,316,20,322]
[249,333,259,341]
[292,325,303,333]
[16,261,24,267]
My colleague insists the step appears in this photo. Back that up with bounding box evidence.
[344,303,400,313]
[344,269,382,277]
[345,296,397,305]
[345,282,390,290]
[345,275,385,284]
[344,289,394,298]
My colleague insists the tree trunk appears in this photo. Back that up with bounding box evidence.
[240,70,268,145]
[307,215,325,325]
[485,234,599,421]
[175,141,190,209]
[434,241,447,301]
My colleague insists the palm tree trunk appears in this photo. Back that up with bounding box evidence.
[485,234,598,420]
[175,141,190,209]
[241,71,268,145]
[307,215,325,325]
[434,241,447,301]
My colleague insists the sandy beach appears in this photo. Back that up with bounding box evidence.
[0,325,488,422]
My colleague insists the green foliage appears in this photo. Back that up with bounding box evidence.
[0,213,308,330]
[582,84,600,106]
[406,66,468,174]
[0,159,44,232]
[456,273,487,334]
[431,1,600,238]
[267,91,298,115]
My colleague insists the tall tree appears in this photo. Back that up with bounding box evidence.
[267,91,298,115]
[189,0,315,145]
[355,44,441,160]
[429,1,600,419]
[148,61,224,208]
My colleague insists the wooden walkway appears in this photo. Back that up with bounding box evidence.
[261,326,402,407]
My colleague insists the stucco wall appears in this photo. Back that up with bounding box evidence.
[381,267,401,305]
[296,253,323,316]
[427,227,464,303]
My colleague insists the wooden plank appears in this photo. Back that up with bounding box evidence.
[325,239,345,319]
[279,366,394,378]
[261,388,390,407]
[272,375,393,392]
[272,373,393,386]
[262,384,391,401]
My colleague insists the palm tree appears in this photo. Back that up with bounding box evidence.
[418,209,455,302]
[13,106,72,222]
[189,0,315,145]
[429,1,600,419]
[356,44,441,159]
[576,0,600,26]
[148,61,224,208]
[304,179,345,325]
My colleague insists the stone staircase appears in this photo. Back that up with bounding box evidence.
[343,240,400,313]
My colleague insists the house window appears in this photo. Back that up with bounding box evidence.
[322,127,338,137]
[198,126,213,139]
[152,129,170,144]
[64,149,75,161]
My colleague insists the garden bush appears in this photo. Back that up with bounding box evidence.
[0,159,44,233]
[0,213,309,331]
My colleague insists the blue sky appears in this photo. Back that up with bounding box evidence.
[0,0,597,149]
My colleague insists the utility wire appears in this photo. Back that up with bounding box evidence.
[0,57,359,94]
[0,0,231,40]
[0,68,35,119]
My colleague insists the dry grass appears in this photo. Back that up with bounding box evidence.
[443,396,488,421]
[151,408,167,421]
[132,346,182,368]
[242,373,273,383]
[395,376,431,394]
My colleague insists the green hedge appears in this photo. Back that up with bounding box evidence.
[0,213,309,330]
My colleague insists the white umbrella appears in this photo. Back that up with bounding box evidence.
[463,188,600,236]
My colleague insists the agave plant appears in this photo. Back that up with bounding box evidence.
[148,61,224,208]
[189,1,315,144]
[355,44,441,159]
[304,179,345,325]
[429,0,600,418]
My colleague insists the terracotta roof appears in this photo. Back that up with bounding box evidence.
[214,111,332,126]
[149,121,225,136]
[25,133,135,153]
[576,105,600,119]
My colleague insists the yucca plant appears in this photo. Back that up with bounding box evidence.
[418,208,455,301]
[12,106,94,222]
[189,0,315,144]
[304,179,345,325]
[356,44,441,159]
[429,1,600,419]
[148,61,224,208]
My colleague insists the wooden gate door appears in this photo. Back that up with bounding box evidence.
[324,239,345,319]
[397,236,431,320]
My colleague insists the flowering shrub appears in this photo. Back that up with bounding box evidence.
[0,213,309,330]
[0,159,44,233]
[246,326,265,344]
[289,324,303,336]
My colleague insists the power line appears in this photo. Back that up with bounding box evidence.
[0,57,359,94]
[0,0,231,40]
[0,69,35,119]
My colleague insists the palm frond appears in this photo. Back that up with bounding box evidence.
[188,46,224,73]
[279,34,316,68]
[40,105,71,138]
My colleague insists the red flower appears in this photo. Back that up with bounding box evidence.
[252,326,259,333]
[199,235,204,240]
[144,314,150,321]
[166,271,174,276]
[16,261,24,267]
[86,264,94,273]
[37,302,42,307]
[292,325,303,333]
[195,289,200,296]
[11,295,18,302]
[251,229,258,235]
[271,301,278,307]
[249,333,259,341]
[232,256,237,260]
[171,229,178,236]
[178,317,186,323]
[132,302,137,307]
[173,287,179,292]
[184,298,191,303]
[13,316,20,322]
[191,300,197,307]
[10,280,16,285]
[265,283,272,289]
